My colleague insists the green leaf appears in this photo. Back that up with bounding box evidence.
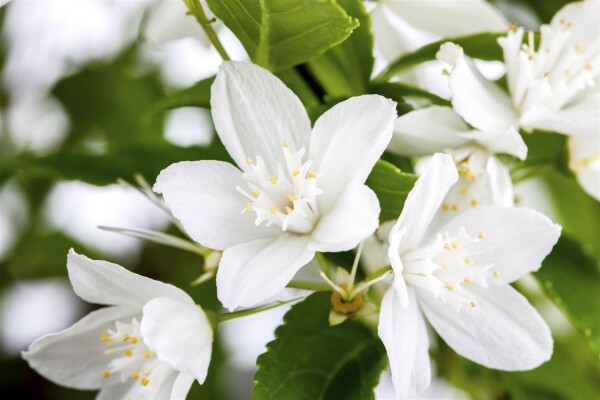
[366,159,418,222]
[518,0,570,23]
[206,0,359,71]
[307,0,373,97]
[369,82,450,107]
[253,292,386,400]
[146,76,215,118]
[0,140,231,186]
[534,235,600,357]
[375,32,505,82]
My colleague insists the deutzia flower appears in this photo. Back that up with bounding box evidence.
[438,0,599,137]
[378,153,561,399]
[569,134,600,200]
[22,250,213,400]
[154,61,397,310]
[389,105,527,223]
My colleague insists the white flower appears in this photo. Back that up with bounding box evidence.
[439,0,599,137]
[154,61,397,311]
[389,105,527,223]
[378,153,561,399]
[22,250,213,400]
[569,134,600,200]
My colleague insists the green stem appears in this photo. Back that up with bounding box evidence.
[218,297,303,322]
[286,280,331,291]
[315,252,331,278]
[183,0,230,61]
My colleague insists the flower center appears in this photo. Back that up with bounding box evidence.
[99,318,160,389]
[236,141,322,233]
[401,227,500,311]
[440,151,486,214]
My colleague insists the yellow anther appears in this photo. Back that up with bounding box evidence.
[251,190,260,198]
[287,195,296,202]
[100,333,110,342]
[464,278,472,284]
[471,199,478,207]
[444,282,454,291]
[124,349,133,357]
[291,169,300,177]
[478,232,485,239]
[123,334,130,341]
[508,22,517,32]
[442,203,450,211]
[441,263,448,270]
[144,350,153,358]
[564,69,572,77]
[460,187,468,195]
[102,370,110,378]
[130,337,138,344]
[543,71,551,78]
[460,161,468,169]
[443,243,451,251]
[285,206,293,215]
[245,202,253,212]
[451,204,459,211]
[131,371,139,380]
[271,205,278,214]
[141,378,150,386]
[308,172,317,179]
[470,301,477,308]
[464,170,474,181]
[451,241,458,249]
[283,140,291,149]
[575,43,582,52]
[585,62,593,71]
[464,257,472,265]
[269,176,278,184]
[559,17,566,25]
[245,156,253,165]
[493,271,500,278]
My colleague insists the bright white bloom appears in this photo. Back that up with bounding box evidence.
[439,0,599,137]
[569,134,600,200]
[379,154,561,399]
[155,61,397,311]
[389,105,527,223]
[23,250,213,400]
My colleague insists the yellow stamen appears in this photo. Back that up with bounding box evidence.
[269,176,278,184]
[245,202,253,212]
[144,350,153,358]
[123,334,130,342]
[124,349,133,357]
[251,190,260,198]
[102,370,110,378]
[442,203,450,211]
[287,195,296,202]
[100,333,110,342]
[564,69,572,77]
[291,169,300,177]
[451,204,459,211]
[443,243,451,251]
[470,301,477,308]
[464,170,474,181]
[544,71,551,78]
[460,161,468,169]
[575,43,582,52]
[441,263,448,270]
[308,172,317,179]
[141,378,150,386]
[285,206,293,215]
[464,278,472,284]
[585,62,593,71]
[444,282,454,291]
[451,241,458,249]
[508,22,517,32]
[493,271,500,278]
[271,205,278,214]
[478,232,485,239]
[559,17,566,25]
[464,257,472,265]
[460,187,468,195]
[245,156,253,166]
[471,199,478,207]
[130,337,138,344]
[283,140,291,149]
[131,371,139,380]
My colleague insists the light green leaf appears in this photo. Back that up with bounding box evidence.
[307,0,373,97]
[146,76,215,117]
[253,292,386,400]
[534,236,600,357]
[206,0,359,71]
[366,159,418,222]
[375,32,505,82]
[369,82,450,107]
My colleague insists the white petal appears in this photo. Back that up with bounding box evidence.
[462,126,528,160]
[141,297,213,383]
[550,0,600,51]
[419,285,553,370]
[371,4,420,61]
[171,372,196,400]
[217,234,314,310]
[486,156,515,206]
[378,287,431,399]
[437,43,518,134]
[211,61,312,171]
[438,205,561,283]
[22,306,137,390]
[97,362,179,400]
[309,95,396,211]
[569,135,600,201]
[154,160,279,250]
[389,153,458,252]
[389,106,471,156]
[309,184,380,252]
[383,0,506,39]
[67,250,190,306]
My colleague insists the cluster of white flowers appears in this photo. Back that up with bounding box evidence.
[21,0,599,399]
